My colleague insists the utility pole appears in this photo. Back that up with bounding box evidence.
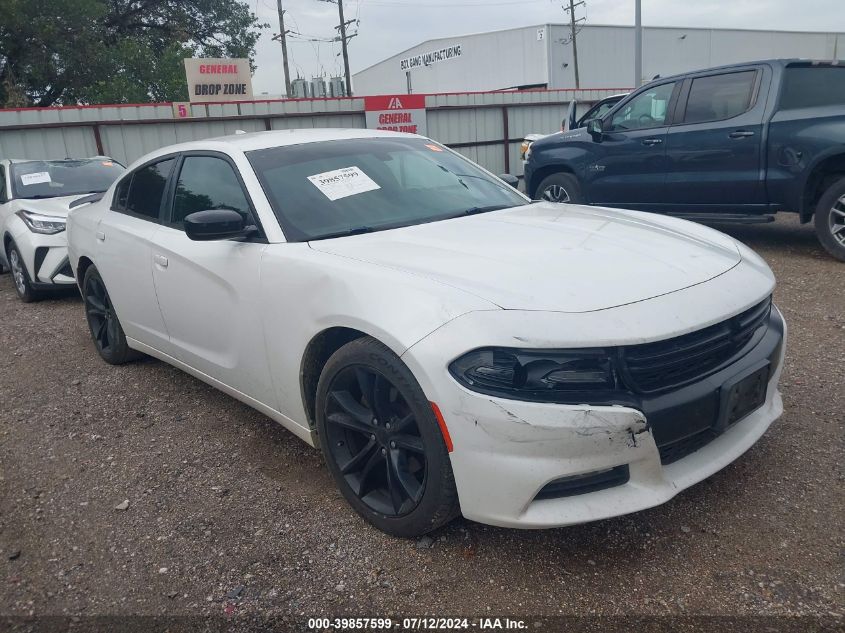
[273,0,292,97]
[561,1,584,89]
[568,0,581,89]
[634,0,643,87]
[334,0,354,96]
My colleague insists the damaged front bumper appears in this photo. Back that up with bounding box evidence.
[403,296,786,529]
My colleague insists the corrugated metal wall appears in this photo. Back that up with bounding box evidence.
[0,89,617,176]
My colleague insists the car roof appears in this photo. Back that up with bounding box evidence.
[124,128,425,170]
[176,128,419,154]
[3,157,117,164]
[643,58,836,85]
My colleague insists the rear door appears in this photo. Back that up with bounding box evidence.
[662,66,769,209]
[149,152,276,407]
[585,81,680,206]
[95,158,175,350]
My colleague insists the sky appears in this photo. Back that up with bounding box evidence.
[247,0,845,95]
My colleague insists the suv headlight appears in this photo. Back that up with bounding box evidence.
[17,210,66,235]
[449,347,618,403]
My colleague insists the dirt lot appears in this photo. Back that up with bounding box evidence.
[0,215,843,629]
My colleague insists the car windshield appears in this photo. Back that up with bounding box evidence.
[10,159,124,200]
[247,137,528,241]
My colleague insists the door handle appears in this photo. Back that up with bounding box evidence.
[153,254,168,268]
[641,138,663,146]
[729,130,755,139]
[95,231,105,241]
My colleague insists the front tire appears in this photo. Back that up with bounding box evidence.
[6,241,39,303]
[814,177,845,262]
[82,265,141,365]
[315,337,459,537]
[535,172,583,204]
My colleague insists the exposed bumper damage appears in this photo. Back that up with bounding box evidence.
[402,264,786,528]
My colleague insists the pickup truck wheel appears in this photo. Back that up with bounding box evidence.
[535,173,583,204]
[814,178,845,262]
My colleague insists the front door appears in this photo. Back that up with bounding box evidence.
[585,81,679,207]
[149,153,276,408]
[662,67,768,209]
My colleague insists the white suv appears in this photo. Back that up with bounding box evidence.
[0,157,124,301]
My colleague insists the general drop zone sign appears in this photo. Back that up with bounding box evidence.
[364,95,427,136]
[184,58,254,103]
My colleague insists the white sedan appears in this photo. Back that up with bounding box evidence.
[0,157,124,301]
[67,129,785,536]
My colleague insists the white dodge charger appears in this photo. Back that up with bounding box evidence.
[67,129,785,536]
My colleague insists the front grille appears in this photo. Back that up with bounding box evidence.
[621,297,772,394]
[658,429,718,465]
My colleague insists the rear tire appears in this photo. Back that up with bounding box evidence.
[814,177,845,262]
[6,241,40,303]
[535,172,583,204]
[315,336,459,537]
[82,265,141,365]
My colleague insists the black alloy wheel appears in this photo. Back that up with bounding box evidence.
[324,365,426,517]
[316,336,459,537]
[85,273,118,356]
[82,266,140,365]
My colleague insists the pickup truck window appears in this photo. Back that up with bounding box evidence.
[780,66,845,110]
[683,71,757,124]
[608,82,675,131]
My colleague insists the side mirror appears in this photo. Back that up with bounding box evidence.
[498,174,520,190]
[184,209,248,241]
[586,118,604,142]
[562,100,577,132]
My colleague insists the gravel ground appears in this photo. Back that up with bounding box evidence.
[0,215,843,628]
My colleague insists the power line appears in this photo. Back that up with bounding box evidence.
[317,0,357,96]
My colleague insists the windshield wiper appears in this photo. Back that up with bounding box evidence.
[462,204,511,216]
[310,226,377,241]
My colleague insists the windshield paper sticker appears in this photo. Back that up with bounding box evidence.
[307,166,380,201]
[20,171,52,186]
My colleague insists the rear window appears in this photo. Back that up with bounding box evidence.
[683,71,757,124]
[779,66,845,110]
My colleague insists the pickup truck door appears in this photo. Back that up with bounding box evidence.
[585,81,679,206]
[662,67,769,208]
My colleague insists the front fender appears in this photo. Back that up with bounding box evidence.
[526,139,596,198]
[258,244,498,428]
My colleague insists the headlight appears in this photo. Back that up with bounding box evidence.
[17,210,66,235]
[449,347,617,403]
[520,140,533,161]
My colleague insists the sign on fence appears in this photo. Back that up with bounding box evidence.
[184,58,254,103]
[364,95,427,136]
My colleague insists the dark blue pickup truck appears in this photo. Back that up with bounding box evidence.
[524,59,845,261]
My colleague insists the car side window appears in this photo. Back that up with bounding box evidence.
[171,156,255,227]
[122,159,175,221]
[779,66,845,109]
[112,175,132,210]
[683,71,757,124]
[0,167,6,203]
[608,82,676,131]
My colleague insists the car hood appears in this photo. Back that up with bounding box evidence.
[309,202,742,313]
[14,194,91,218]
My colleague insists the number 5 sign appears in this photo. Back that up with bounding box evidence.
[172,102,192,119]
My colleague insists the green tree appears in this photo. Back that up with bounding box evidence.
[0,0,267,106]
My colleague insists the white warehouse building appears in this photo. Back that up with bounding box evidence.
[352,24,845,95]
